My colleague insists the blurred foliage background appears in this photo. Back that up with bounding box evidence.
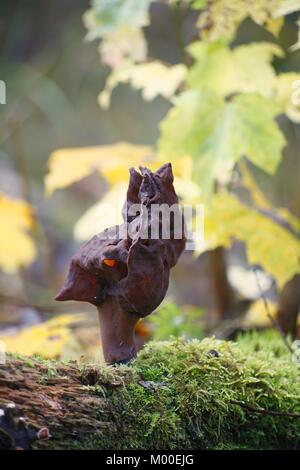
[0,0,300,362]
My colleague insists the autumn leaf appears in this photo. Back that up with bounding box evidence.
[99,62,186,108]
[198,0,284,43]
[0,314,86,359]
[201,192,300,288]
[45,142,154,196]
[243,299,278,328]
[0,192,36,273]
[240,161,300,236]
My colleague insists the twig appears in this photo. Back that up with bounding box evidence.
[253,268,294,355]
[231,400,300,418]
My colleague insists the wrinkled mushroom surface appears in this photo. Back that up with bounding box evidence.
[56,163,185,363]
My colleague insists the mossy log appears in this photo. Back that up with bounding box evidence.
[0,334,300,450]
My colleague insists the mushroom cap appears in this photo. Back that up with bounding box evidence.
[56,163,185,317]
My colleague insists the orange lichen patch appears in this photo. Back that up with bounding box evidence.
[103,259,116,267]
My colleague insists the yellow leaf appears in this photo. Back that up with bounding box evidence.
[128,62,186,100]
[201,192,300,288]
[240,161,271,210]
[198,0,283,42]
[243,299,277,328]
[240,162,300,234]
[99,62,186,108]
[0,192,36,273]
[45,142,153,196]
[265,15,284,36]
[0,314,86,359]
[155,154,193,180]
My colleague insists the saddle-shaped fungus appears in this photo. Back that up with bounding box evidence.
[56,163,185,364]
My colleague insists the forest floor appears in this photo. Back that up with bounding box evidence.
[0,331,299,450]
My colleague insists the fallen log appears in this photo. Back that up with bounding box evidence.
[0,335,299,450]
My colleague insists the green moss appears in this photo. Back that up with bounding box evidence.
[62,332,300,450]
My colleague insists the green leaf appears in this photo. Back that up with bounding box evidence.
[159,90,286,195]
[187,42,283,98]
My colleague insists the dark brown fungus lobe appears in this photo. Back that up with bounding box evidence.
[56,163,185,364]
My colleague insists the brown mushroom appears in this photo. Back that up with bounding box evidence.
[55,163,185,364]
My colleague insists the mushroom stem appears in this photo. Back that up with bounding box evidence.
[97,296,139,364]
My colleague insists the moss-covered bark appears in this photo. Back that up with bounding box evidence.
[0,332,299,450]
